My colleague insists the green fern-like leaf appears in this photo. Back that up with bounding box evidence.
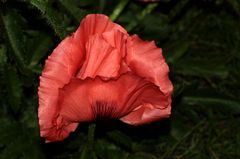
[30,0,68,39]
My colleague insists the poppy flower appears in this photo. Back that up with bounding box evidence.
[38,14,173,142]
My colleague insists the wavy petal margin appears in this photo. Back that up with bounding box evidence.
[120,35,173,125]
[38,14,129,142]
[38,35,82,142]
[38,14,173,142]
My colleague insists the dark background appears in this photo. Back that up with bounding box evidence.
[0,0,240,158]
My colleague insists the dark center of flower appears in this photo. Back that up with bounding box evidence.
[91,100,117,120]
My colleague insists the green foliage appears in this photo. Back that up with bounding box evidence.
[0,0,240,159]
[0,121,45,159]
[29,0,68,39]
[28,32,53,66]
[59,0,88,24]
[0,9,26,71]
[4,65,23,113]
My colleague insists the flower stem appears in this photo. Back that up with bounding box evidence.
[110,0,130,21]
[87,123,97,159]
[88,123,96,148]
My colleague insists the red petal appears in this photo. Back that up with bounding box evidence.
[76,31,128,79]
[59,73,170,125]
[120,35,173,125]
[38,14,173,142]
[38,35,82,142]
[120,104,171,125]
[58,78,94,122]
[74,14,127,52]
[38,14,128,142]
[126,35,173,95]
[59,74,145,121]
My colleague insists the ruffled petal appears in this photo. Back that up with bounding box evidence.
[126,35,173,95]
[120,103,171,125]
[120,77,171,125]
[38,35,82,142]
[77,30,128,79]
[59,74,145,121]
[59,73,170,126]
[40,117,78,143]
[38,14,173,142]
[120,35,173,125]
[38,14,128,142]
[74,14,127,52]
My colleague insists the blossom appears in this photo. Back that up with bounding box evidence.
[38,14,173,142]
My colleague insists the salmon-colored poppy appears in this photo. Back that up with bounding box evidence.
[38,14,173,142]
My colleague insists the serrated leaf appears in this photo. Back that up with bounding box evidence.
[30,0,68,39]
